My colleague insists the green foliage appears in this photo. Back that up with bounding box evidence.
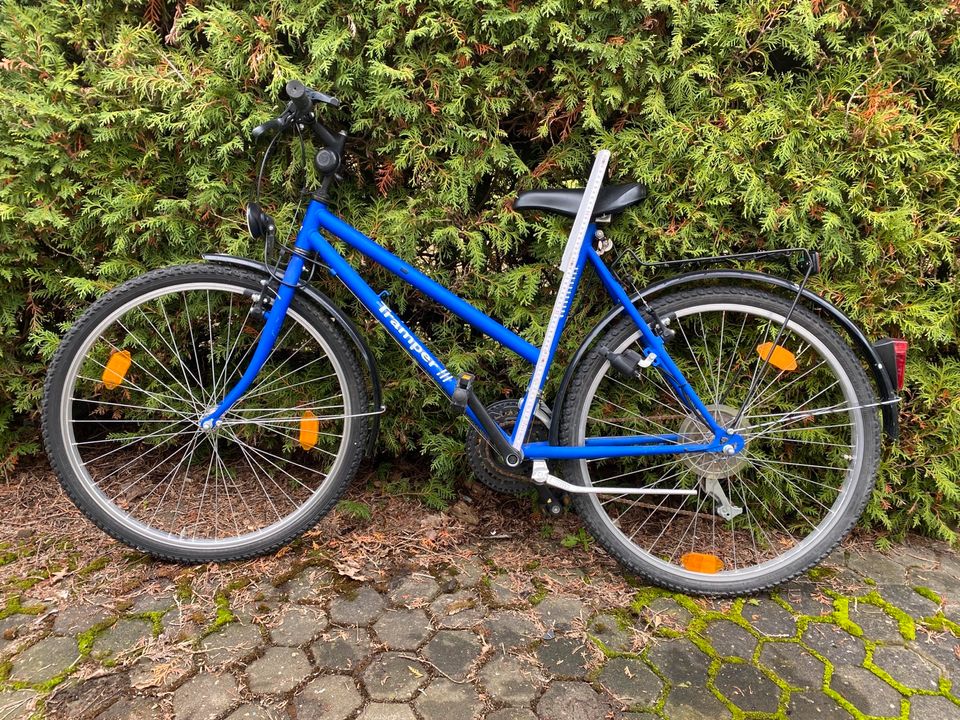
[1,0,958,540]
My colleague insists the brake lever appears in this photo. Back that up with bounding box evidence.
[250,111,294,143]
[308,90,340,108]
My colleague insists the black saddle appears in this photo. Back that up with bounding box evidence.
[513,183,647,219]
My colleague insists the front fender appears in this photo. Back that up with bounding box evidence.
[551,269,899,442]
[202,253,382,456]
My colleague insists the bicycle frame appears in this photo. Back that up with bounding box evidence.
[200,200,740,462]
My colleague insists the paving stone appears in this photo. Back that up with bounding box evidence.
[758,641,824,689]
[872,645,943,690]
[450,559,485,588]
[535,596,587,633]
[388,574,441,607]
[91,618,153,659]
[430,590,486,629]
[46,673,128,720]
[909,695,960,720]
[373,609,433,650]
[486,578,520,607]
[802,622,866,666]
[225,704,281,720]
[848,552,908,583]
[245,646,312,694]
[830,665,902,717]
[589,612,634,653]
[537,635,590,679]
[328,586,386,626]
[700,619,757,660]
[415,677,481,720]
[269,605,327,646]
[0,690,37,720]
[130,593,176,614]
[129,656,192,690]
[96,697,163,720]
[786,690,854,719]
[639,597,692,632]
[0,614,29,653]
[173,673,240,720]
[880,585,941,618]
[537,680,610,720]
[362,651,429,701]
[295,675,362,720]
[421,629,482,680]
[485,710,537,720]
[848,603,905,643]
[481,610,538,652]
[283,568,334,603]
[53,605,116,636]
[743,598,796,637]
[915,634,960,673]
[598,657,663,706]
[646,637,711,686]
[662,684,732,720]
[9,636,78,683]
[310,627,375,671]
[200,622,264,667]
[778,581,833,616]
[358,704,417,720]
[478,655,542,705]
[714,662,780,713]
[908,568,956,598]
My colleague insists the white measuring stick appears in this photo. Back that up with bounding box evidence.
[511,149,611,452]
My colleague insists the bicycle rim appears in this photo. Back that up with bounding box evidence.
[570,296,870,587]
[56,278,354,554]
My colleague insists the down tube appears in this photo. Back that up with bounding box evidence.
[306,229,457,394]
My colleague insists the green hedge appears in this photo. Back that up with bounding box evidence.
[1,0,958,541]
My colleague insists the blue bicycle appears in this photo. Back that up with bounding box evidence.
[42,81,905,595]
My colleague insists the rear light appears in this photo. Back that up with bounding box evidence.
[873,338,908,391]
[892,339,907,390]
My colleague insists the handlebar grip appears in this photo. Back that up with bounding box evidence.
[285,80,312,115]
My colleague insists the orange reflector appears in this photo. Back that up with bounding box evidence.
[102,350,132,389]
[299,410,319,450]
[681,552,724,574]
[756,342,797,372]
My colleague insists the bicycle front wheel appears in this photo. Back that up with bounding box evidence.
[559,286,880,596]
[42,263,369,562]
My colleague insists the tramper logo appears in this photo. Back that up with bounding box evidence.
[376,301,454,384]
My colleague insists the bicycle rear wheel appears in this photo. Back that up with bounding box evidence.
[559,286,880,595]
[42,263,368,562]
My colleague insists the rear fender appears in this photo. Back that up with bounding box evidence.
[202,253,382,456]
[551,269,899,442]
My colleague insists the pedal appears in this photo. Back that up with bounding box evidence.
[536,484,565,517]
[451,373,474,412]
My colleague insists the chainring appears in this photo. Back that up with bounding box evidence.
[465,399,549,496]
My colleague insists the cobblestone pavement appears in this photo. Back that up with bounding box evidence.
[1,475,960,719]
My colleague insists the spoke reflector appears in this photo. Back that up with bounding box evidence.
[102,350,132,389]
[681,552,724,573]
[299,410,319,450]
[756,342,797,372]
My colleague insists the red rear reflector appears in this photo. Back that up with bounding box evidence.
[892,339,907,391]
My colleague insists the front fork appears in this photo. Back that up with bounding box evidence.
[199,249,308,429]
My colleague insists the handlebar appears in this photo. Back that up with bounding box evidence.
[249,79,347,188]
